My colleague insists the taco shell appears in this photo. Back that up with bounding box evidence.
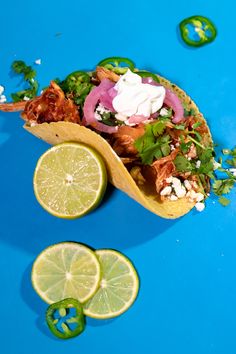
[24,74,212,219]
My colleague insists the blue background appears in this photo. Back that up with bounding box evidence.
[0,1,236,353]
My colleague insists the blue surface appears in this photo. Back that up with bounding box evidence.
[0,1,236,353]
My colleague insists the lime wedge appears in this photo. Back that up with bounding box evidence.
[31,242,101,304]
[83,250,139,319]
[33,142,107,219]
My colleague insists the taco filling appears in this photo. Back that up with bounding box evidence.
[0,58,214,214]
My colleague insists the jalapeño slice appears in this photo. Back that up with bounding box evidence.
[97,57,135,74]
[179,15,217,47]
[46,298,85,340]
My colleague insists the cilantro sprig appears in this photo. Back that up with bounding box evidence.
[134,121,170,164]
[210,148,236,205]
[11,60,39,102]
[223,147,236,167]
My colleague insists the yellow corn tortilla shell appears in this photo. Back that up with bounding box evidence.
[24,74,212,219]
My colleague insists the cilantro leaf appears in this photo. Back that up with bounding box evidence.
[134,124,155,153]
[212,179,235,196]
[226,158,236,167]
[198,148,214,163]
[134,122,171,164]
[179,135,192,154]
[138,144,162,164]
[11,61,36,81]
[161,143,171,156]
[152,121,165,136]
[196,148,214,177]
[174,155,193,172]
[218,196,231,206]
[136,136,171,165]
[11,60,39,101]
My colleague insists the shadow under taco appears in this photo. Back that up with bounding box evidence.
[0,57,214,218]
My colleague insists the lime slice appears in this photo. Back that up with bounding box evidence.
[33,142,107,219]
[31,242,101,304]
[83,250,139,319]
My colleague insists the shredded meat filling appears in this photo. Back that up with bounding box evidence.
[151,149,179,193]
[21,81,80,124]
[96,66,120,83]
[111,124,145,157]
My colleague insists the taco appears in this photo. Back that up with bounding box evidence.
[0,57,214,218]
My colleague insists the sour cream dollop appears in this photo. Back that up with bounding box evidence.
[112,69,166,118]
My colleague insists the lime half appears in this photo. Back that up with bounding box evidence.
[83,250,139,319]
[32,242,101,304]
[33,142,107,219]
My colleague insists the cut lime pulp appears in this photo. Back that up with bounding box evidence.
[33,142,107,219]
[31,242,101,304]
[83,249,139,319]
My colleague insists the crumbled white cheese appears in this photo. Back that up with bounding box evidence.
[170,144,175,151]
[174,185,186,198]
[35,59,41,65]
[0,95,7,103]
[171,177,186,198]
[0,85,4,96]
[169,195,178,201]
[159,108,169,116]
[171,177,181,186]
[187,190,196,201]
[229,168,236,177]
[195,192,204,202]
[187,157,192,161]
[195,202,205,212]
[196,160,201,168]
[166,176,173,184]
[94,112,102,121]
[94,104,110,121]
[187,190,204,202]
[96,104,109,115]
[23,96,30,101]
[184,180,192,191]
[160,186,172,196]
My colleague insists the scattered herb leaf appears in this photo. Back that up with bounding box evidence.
[226,158,236,167]
[218,196,231,206]
[11,60,39,101]
[222,147,236,156]
[212,179,235,196]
